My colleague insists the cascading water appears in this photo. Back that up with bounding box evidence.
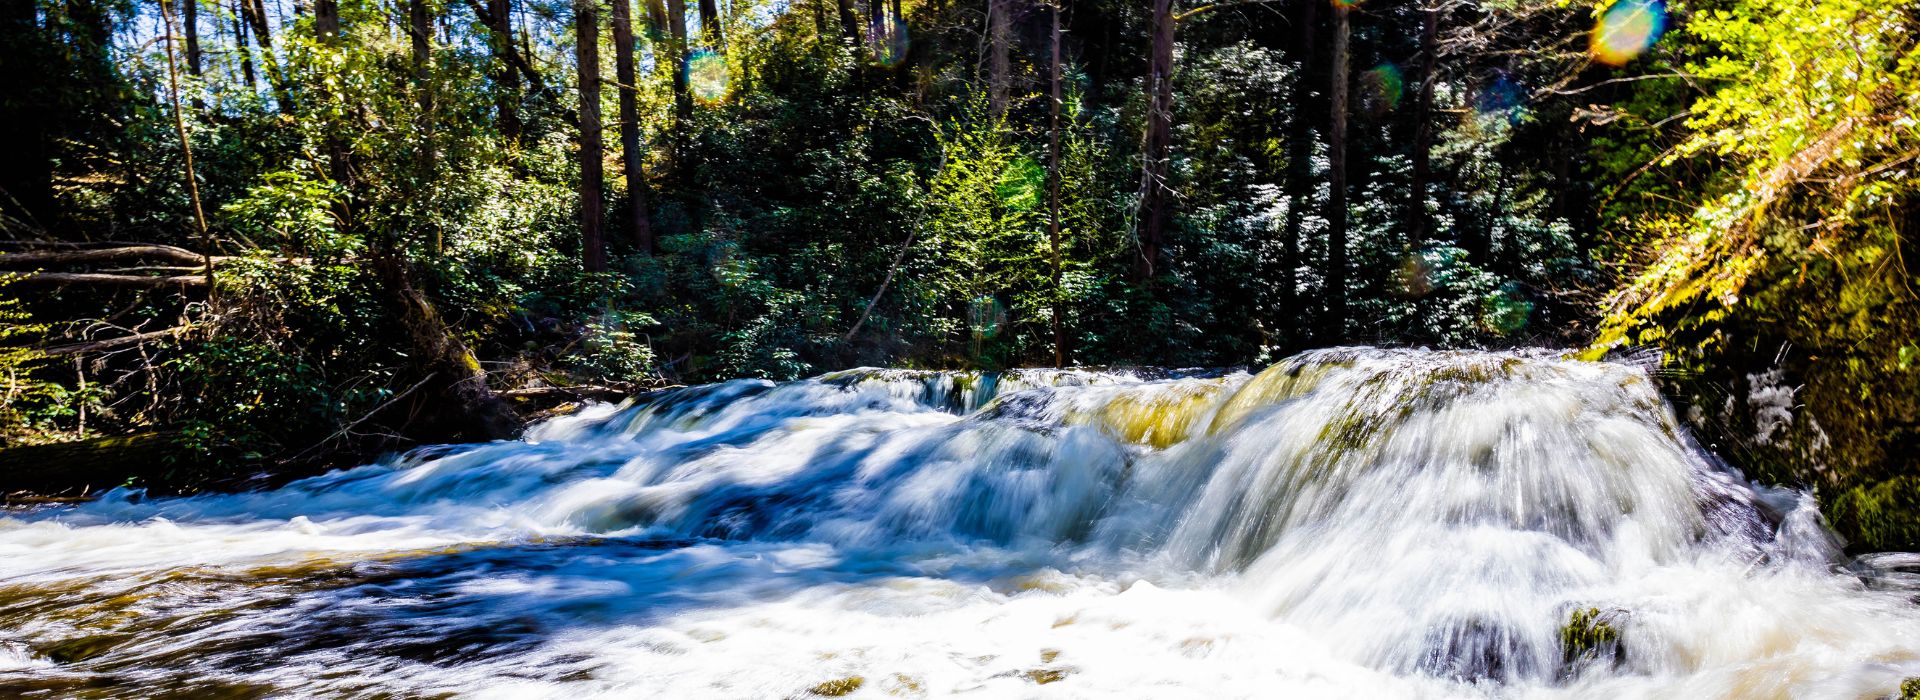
[2,348,1917,698]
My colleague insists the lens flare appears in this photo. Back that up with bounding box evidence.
[1331,0,1362,8]
[1362,64,1404,117]
[1482,282,1534,336]
[1472,74,1526,126]
[1591,0,1665,66]
[874,19,910,67]
[686,49,729,104]
[968,295,1007,340]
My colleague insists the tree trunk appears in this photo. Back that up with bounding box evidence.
[1408,0,1437,247]
[1325,1,1350,341]
[231,0,256,91]
[697,0,721,46]
[987,0,1011,117]
[314,0,352,225]
[645,0,667,39]
[611,0,653,253]
[411,0,435,177]
[1134,0,1174,279]
[668,0,691,133]
[1277,0,1318,347]
[182,0,202,75]
[487,0,522,143]
[373,257,523,444]
[576,0,607,273]
[836,0,858,43]
[242,0,292,108]
[1048,0,1064,367]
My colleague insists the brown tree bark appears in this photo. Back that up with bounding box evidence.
[576,0,607,272]
[372,257,523,443]
[1134,0,1174,279]
[1325,1,1350,340]
[611,0,653,253]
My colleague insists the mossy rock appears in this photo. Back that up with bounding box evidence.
[806,676,864,697]
[1901,676,1919,700]
[1827,476,1920,552]
[1560,607,1625,671]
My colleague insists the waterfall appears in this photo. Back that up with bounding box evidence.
[0,348,1916,698]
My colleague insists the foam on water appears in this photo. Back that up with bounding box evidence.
[0,348,1916,698]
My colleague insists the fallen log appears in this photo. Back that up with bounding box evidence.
[0,245,206,268]
[38,326,193,355]
[10,272,207,288]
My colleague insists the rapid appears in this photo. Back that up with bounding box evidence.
[1,347,1917,698]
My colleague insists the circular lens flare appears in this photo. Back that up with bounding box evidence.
[686,49,729,104]
[1591,0,1665,66]
[1362,64,1404,117]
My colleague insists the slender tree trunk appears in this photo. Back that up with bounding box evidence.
[486,0,522,143]
[1325,1,1350,340]
[646,0,668,39]
[231,0,256,92]
[1277,0,1318,346]
[1408,0,1437,247]
[836,0,858,43]
[668,0,691,130]
[696,0,721,46]
[240,0,292,109]
[611,0,653,253]
[158,0,213,297]
[182,0,202,76]
[311,0,355,230]
[867,0,882,52]
[987,0,1011,117]
[411,0,434,169]
[576,0,607,273]
[1048,0,1064,367]
[1134,0,1174,279]
[811,0,827,40]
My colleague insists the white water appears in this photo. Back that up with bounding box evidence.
[2,348,1917,698]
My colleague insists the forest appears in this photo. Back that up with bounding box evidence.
[1,0,1918,555]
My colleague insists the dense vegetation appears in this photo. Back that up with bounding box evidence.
[1,0,1916,548]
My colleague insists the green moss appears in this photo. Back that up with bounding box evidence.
[1560,607,1624,667]
[807,676,864,697]
[1827,476,1920,552]
[1901,676,1919,700]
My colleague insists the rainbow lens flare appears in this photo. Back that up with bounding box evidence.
[1591,0,1665,66]
[687,49,729,104]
